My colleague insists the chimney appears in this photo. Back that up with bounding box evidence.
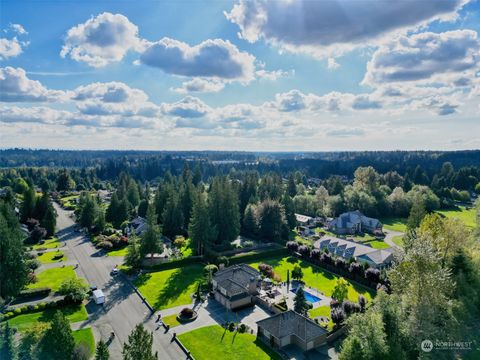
[219,263,225,270]
[248,276,257,294]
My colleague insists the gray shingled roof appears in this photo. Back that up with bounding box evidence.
[357,249,393,265]
[257,310,328,342]
[214,264,259,297]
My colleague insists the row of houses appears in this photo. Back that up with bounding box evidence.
[212,264,329,352]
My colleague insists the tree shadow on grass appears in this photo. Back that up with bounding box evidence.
[152,265,204,310]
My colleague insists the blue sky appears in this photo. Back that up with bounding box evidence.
[1,0,479,150]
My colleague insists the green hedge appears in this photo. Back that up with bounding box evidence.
[16,287,51,299]
[142,256,203,271]
[228,248,288,265]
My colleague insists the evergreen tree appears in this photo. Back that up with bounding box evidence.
[127,182,140,208]
[189,192,216,255]
[122,324,158,360]
[256,199,286,242]
[79,194,98,229]
[125,236,142,268]
[40,311,75,360]
[180,180,194,229]
[242,204,258,237]
[137,199,148,218]
[293,287,308,315]
[0,203,29,299]
[1,323,16,360]
[94,209,106,234]
[162,193,184,238]
[117,199,130,228]
[192,164,202,186]
[287,173,297,197]
[95,340,109,360]
[282,194,296,230]
[41,201,56,237]
[56,169,74,191]
[106,193,119,225]
[21,187,36,222]
[140,205,162,258]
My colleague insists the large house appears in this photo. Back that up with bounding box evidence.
[212,264,260,310]
[315,237,393,269]
[256,310,328,351]
[126,216,147,236]
[327,210,383,235]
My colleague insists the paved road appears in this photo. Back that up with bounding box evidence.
[383,229,404,249]
[54,203,186,360]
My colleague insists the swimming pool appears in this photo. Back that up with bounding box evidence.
[291,287,321,303]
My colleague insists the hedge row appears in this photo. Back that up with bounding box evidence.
[142,256,203,272]
[228,248,288,265]
[1,297,79,321]
[16,287,51,300]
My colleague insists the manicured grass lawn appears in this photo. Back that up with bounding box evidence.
[361,239,390,249]
[7,304,88,332]
[308,305,334,331]
[392,235,404,247]
[379,217,407,232]
[73,327,95,356]
[27,266,77,291]
[249,256,374,302]
[37,250,66,264]
[33,237,60,250]
[134,264,203,310]
[107,247,128,257]
[179,325,281,360]
[437,206,477,228]
[162,314,181,328]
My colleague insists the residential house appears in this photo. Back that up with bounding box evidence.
[256,310,328,351]
[327,210,383,235]
[126,216,147,236]
[212,264,260,310]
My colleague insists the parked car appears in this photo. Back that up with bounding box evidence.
[111,267,119,275]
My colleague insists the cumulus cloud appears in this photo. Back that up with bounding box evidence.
[326,128,366,137]
[139,38,256,82]
[363,30,480,86]
[72,81,160,117]
[61,12,143,67]
[0,67,66,102]
[10,24,27,35]
[255,69,292,80]
[225,0,469,57]
[0,106,68,124]
[0,38,23,60]
[171,78,225,94]
[161,96,211,118]
[327,58,340,70]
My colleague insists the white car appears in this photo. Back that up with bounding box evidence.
[111,267,119,275]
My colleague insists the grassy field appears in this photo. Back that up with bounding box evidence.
[162,314,181,328]
[27,266,77,291]
[308,305,334,331]
[33,237,60,250]
[73,327,95,356]
[135,264,203,310]
[249,256,374,302]
[179,325,281,360]
[107,247,128,257]
[437,206,477,228]
[379,217,407,232]
[37,250,66,264]
[7,305,88,332]
[392,235,404,247]
[349,234,390,249]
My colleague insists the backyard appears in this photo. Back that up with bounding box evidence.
[379,217,407,232]
[27,266,77,291]
[32,237,60,250]
[308,305,334,331]
[179,325,281,360]
[134,264,203,310]
[7,304,88,332]
[437,206,477,228]
[73,327,95,356]
[249,255,375,302]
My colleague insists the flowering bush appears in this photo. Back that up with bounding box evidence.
[286,241,299,252]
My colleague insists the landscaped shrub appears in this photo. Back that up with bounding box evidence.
[258,263,274,278]
[13,308,21,315]
[310,248,321,260]
[331,307,346,327]
[342,300,360,316]
[358,295,366,312]
[365,267,381,283]
[320,252,333,265]
[203,264,219,275]
[238,323,247,333]
[97,240,113,250]
[27,272,37,284]
[286,241,299,252]
[348,262,363,275]
[27,259,40,270]
[52,253,64,261]
[180,308,194,318]
[228,322,236,332]
[334,257,347,270]
[297,245,310,257]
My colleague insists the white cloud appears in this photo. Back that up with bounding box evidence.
[0,67,66,102]
[161,96,211,118]
[255,69,292,80]
[171,78,225,94]
[0,38,23,60]
[61,12,143,67]
[363,30,480,86]
[139,38,256,82]
[226,0,469,57]
[327,58,340,70]
[10,24,27,35]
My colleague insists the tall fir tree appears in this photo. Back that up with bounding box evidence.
[189,192,216,255]
[162,192,184,238]
[40,311,75,360]
[140,204,163,258]
[95,340,109,360]
[21,187,36,222]
[122,324,158,360]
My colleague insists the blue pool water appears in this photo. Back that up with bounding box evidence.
[291,287,321,303]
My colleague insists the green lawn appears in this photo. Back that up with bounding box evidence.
[379,217,407,232]
[7,304,88,332]
[106,247,128,257]
[437,206,477,228]
[27,266,77,291]
[33,237,60,250]
[249,256,374,302]
[134,264,203,310]
[162,314,181,328]
[361,239,390,249]
[308,305,334,331]
[179,325,281,360]
[37,250,66,264]
[73,327,95,357]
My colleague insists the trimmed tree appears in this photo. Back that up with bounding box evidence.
[95,340,109,360]
[122,324,158,360]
